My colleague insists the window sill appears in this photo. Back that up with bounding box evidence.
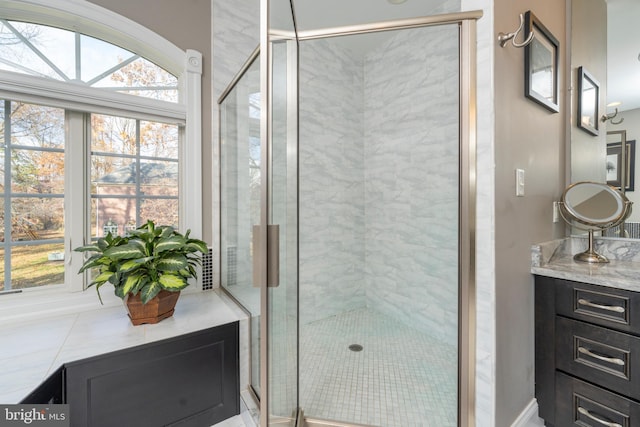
[0,284,203,324]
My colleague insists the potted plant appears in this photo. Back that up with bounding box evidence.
[74,220,208,325]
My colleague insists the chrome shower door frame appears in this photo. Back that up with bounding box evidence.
[259,3,481,426]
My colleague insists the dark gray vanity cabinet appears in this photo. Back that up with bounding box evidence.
[535,275,640,427]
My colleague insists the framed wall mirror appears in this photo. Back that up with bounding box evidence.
[607,131,636,192]
[524,10,559,113]
[569,0,640,239]
[577,66,600,136]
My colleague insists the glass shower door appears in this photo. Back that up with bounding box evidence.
[263,38,299,425]
[260,1,299,425]
[219,53,262,398]
[220,0,299,422]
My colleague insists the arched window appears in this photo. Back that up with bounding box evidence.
[0,0,202,293]
[0,19,179,102]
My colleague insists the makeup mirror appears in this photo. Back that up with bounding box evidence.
[558,181,632,262]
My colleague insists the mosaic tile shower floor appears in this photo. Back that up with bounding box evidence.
[299,308,457,427]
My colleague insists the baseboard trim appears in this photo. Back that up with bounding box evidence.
[511,398,544,427]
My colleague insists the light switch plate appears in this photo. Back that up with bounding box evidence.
[516,168,525,197]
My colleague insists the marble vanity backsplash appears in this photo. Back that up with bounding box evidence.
[531,236,640,291]
[532,236,640,266]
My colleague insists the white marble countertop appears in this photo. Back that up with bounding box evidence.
[531,236,640,291]
[0,288,244,404]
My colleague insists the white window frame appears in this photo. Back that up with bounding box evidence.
[0,0,202,293]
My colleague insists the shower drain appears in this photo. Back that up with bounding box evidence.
[348,344,363,352]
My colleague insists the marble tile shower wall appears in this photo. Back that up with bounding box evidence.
[213,0,260,292]
[299,26,460,346]
[363,25,460,346]
[299,39,367,325]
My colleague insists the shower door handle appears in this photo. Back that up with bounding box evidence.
[252,224,280,288]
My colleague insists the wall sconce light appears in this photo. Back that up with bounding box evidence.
[601,101,624,125]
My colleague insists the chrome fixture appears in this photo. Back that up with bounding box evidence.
[601,102,624,125]
[497,13,534,48]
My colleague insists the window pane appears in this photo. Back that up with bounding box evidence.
[140,198,178,227]
[0,21,70,80]
[140,160,178,196]
[80,34,137,83]
[140,121,179,158]
[92,155,135,193]
[11,242,65,289]
[14,21,76,80]
[10,103,65,149]
[0,21,179,102]
[10,197,63,242]
[92,57,178,102]
[91,116,179,236]
[91,114,137,155]
[91,197,136,238]
[0,101,4,194]
[11,149,64,194]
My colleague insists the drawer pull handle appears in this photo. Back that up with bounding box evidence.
[577,298,625,313]
[578,406,622,427]
[578,347,625,366]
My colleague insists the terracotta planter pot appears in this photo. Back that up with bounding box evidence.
[124,290,180,326]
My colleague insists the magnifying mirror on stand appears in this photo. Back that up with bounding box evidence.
[558,181,633,263]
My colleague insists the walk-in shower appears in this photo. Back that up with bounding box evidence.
[219,3,479,426]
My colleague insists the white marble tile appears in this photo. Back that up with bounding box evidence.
[0,387,32,405]
[212,0,261,293]
[0,348,60,397]
[298,23,462,347]
[299,38,367,324]
[51,305,146,367]
[460,0,496,424]
[0,314,76,362]
[532,237,640,291]
[211,415,250,427]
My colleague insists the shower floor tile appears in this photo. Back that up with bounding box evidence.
[299,308,457,427]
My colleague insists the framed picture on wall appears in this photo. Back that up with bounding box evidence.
[524,10,560,113]
[607,139,635,192]
[577,67,600,136]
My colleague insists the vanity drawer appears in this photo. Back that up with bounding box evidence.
[556,372,640,427]
[556,316,640,400]
[556,279,640,334]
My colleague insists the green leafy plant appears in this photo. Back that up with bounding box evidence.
[75,220,208,304]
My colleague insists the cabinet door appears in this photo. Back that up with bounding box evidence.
[65,323,239,427]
